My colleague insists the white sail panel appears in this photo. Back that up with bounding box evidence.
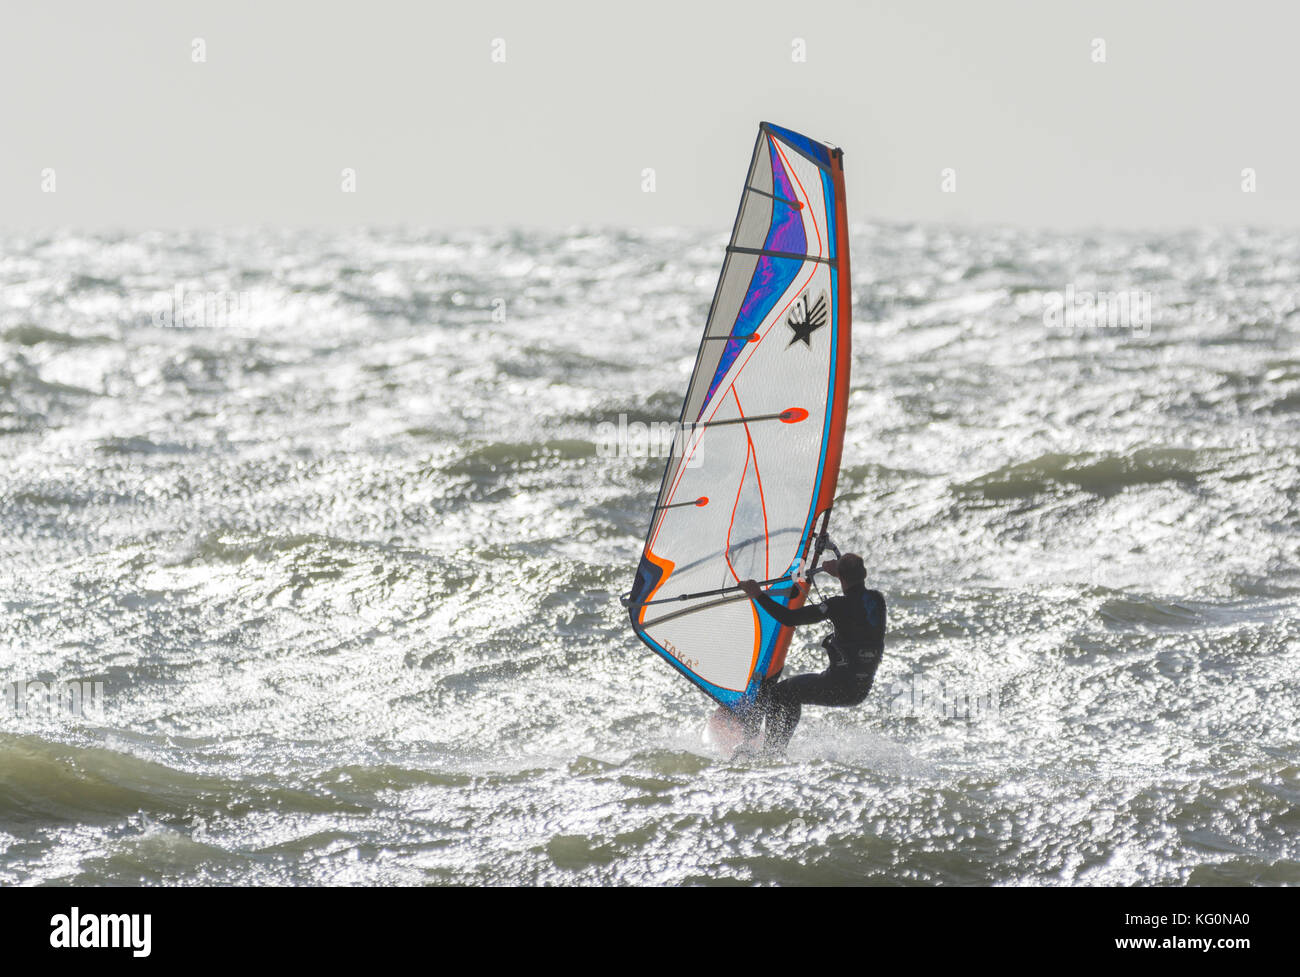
[626,122,852,710]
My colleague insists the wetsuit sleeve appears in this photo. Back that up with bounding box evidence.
[752,591,828,628]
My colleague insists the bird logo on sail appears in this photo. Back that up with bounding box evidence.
[786,291,828,348]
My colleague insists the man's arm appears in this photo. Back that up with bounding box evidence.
[739,579,827,628]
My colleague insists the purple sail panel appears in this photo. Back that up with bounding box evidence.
[764,139,807,255]
[697,255,802,415]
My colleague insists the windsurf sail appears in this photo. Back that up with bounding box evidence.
[624,122,852,712]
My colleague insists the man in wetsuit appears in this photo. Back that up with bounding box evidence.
[738,552,885,753]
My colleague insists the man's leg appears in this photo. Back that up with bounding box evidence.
[764,669,874,753]
[764,673,829,753]
[739,677,776,741]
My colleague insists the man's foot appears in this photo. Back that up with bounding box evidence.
[706,706,767,758]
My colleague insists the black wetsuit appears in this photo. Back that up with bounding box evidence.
[749,583,886,752]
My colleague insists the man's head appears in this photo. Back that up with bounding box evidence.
[831,552,866,591]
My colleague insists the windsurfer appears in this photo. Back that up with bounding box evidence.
[736,553,885,753]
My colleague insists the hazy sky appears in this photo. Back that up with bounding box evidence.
[3,0,1297,230]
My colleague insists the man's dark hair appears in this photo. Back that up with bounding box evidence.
[838,552,866,587]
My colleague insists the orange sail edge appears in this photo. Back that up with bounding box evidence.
[635,549,676,626]
[818,149,853,516]
[765,150,852,681]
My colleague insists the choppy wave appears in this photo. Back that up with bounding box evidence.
[1,225,1298,885]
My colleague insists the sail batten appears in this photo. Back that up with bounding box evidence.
[627,123,852,710]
